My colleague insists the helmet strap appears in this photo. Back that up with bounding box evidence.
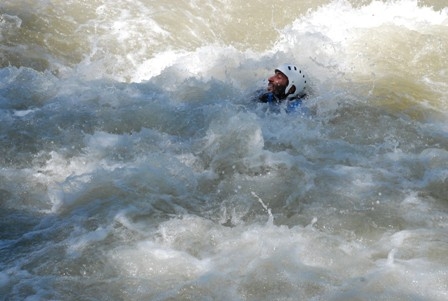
[286,85,296,98]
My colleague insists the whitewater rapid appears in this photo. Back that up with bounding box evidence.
[1,0,447,300]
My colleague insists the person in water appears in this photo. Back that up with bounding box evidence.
[258,63,307,113]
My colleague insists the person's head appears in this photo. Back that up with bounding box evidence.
[267,64,307,99]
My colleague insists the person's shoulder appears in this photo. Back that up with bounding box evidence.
[259,92,275,103]
[286,94,313,115]
[252,89,280,104]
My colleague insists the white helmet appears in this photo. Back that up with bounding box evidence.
[275,64,307,99]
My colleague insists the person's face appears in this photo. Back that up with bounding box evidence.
[267,70,288,96]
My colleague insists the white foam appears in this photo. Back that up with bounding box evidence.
[1,1,448,300]
[67,227,110,257]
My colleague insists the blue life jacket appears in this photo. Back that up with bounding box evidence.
[259,92,306,114]
[286,98,303,113]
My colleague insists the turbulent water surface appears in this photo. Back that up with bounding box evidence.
[1,0,448,300]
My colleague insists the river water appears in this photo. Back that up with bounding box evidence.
[1,0,447,300]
